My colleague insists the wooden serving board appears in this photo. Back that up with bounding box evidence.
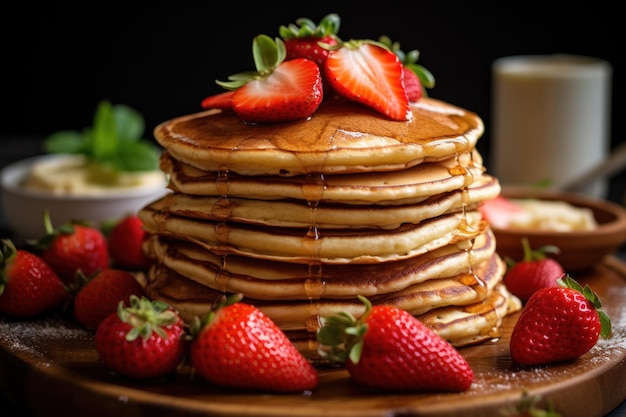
[1,257,626,417]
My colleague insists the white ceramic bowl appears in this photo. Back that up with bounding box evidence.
[1,154,169,244]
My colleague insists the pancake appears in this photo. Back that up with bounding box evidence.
[139,206,487,263]
[141,230,498,301]
[160,149,485,205]
[154,97,484,176]
[140,257,516,350]
[139,61,520,356]
[145,173,499,230]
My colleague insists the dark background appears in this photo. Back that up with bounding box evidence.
[2,3,624,200]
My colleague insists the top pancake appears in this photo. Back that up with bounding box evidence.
[155,97,484,176]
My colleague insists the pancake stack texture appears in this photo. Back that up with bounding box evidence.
[138,95,521,360]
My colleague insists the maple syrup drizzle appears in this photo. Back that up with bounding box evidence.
[301,173,328,335]
[449,151,488,300]
[213,168,232,292]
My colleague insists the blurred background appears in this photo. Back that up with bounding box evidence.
[1,3,623,201]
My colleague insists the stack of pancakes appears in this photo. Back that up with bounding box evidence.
[138,97,521,360]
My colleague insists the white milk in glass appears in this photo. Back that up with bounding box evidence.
[491,54,612,197]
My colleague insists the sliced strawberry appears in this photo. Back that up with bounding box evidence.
[200,35,323,123]
[324,41,410,121]
[201,91,234,110]
[378,35,435,102]
[232,58,322,123]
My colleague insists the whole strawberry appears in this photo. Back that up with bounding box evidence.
[279,13,341,67]
[189,294,318,392]
[0,239,69,317]
[94,295,187,379]
[72,268,146,330]
[504,237,565,303]
[510,275,611,366]
[317,296,473,392]
[106,214,150,270]
[32,211,109,284]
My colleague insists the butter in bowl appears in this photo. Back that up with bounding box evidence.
[481,186,626,272]
[0,100,168,244]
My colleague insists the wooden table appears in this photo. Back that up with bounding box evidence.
[1,256,626,417]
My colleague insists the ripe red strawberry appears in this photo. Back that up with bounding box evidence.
[503,237,565,303]
[94,295,187,379]
[317,296,473,392]
[279,13,341,67]
[378,35,435,102]
[509,275,611,366]
[479,195,525,229]
[32,212,109,284]
[324,40,410,121]
[189,294,318,392]
[0,239,69,317]
[107,214,150,270]
[72,268,146,330]
[201,35,323,123]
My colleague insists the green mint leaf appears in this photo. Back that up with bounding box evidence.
[92,100,118,159]
[114,104,144,142]
[43,130,86,154]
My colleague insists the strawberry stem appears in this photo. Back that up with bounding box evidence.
[557,275,612,339]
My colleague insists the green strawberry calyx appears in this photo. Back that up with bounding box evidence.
[506,237,561,268]
[215,35,287,91]
[189,293,244,337]
[316,294,372,365]
[119,295,180,342]
[557,274,612,339]
[278,13,341,41]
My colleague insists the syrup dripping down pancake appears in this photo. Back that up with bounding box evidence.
[144,173,499,229]
[138,207,487,264]
[141,230,497,301]
[160,150,485,205]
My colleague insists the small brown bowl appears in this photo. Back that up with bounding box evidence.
[491,186,626,272]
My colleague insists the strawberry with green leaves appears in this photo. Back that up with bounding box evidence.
[106,214,150,270]
[509,275,611,366]
[94,295,187,379]
[0,239,69,317]
[504,237,565,303]
[72,268,146,330]
[189,293,318,393]
[317,296,474,392]
[31,211,109,284]
[279,13,341,67]
[323,39,410,121]
[378,35,435,102]
[201,35,323,124]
